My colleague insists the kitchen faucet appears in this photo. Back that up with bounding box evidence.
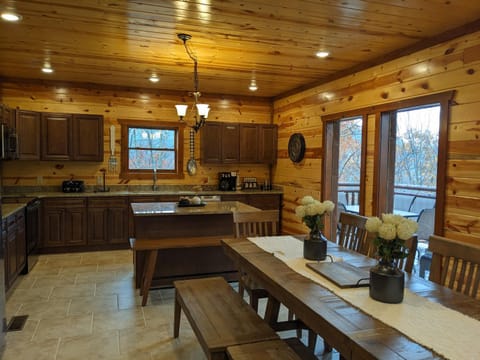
[152,168,157,191]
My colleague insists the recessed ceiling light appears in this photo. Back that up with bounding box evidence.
[149,74,159,83]
[42,63,54,73]
[316,51,330,58]
[1,10,22,22]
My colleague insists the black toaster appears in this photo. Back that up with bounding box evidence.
[62,180,85,193]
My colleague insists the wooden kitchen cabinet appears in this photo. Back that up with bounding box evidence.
[87,197,128,246]
[247,193,282,210]
[5,215,17,289]
[4,208,27,291]
[239,124,259,163]
[258,124,277,164]
[16,109,41,160]
[42,198,87,248]
[201,121,276,164]
[222,123,240,163]
[72,114,104,161]
[41,113,72,161]
[201,122,239,163]
[200,122,222,163]
[24,111,104,161]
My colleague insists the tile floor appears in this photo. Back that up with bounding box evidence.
[3,250,339,359]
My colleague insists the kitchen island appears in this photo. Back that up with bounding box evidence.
[131,201,259,288]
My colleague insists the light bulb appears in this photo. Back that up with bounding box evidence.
[149,74,159,83]
[316,51,330,58]
[42,64,54,73]
[1,10,21,22]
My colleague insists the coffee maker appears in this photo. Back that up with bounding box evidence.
[218,172,237,191]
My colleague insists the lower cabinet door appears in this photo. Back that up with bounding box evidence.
[108,207,128,244]
[87,207,109,245]
[65,207,87,246]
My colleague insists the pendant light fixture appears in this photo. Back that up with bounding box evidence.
[175,33,210,133]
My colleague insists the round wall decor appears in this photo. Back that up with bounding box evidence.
[288,133,306,163]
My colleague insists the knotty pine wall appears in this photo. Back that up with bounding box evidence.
[274,30,480,245]
[1,84,273,190]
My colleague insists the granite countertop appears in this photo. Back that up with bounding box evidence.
[2,203,26,219]
[131,201,260,216]
[2,188,283,199]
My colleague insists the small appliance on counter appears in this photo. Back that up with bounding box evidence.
[62,180,85,193]
[218,172,237,191]
[242,177,258,190]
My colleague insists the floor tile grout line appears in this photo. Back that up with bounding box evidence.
[53,337,61,360]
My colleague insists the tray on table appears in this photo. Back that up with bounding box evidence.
[306,261,370,288]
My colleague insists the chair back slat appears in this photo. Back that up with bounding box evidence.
[233,210,279,238]
[338,212,369,255]
[428,235,480,299]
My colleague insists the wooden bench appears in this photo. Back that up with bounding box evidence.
[130,235,227,306]
[227,338,317,360]
[173,276,279,360]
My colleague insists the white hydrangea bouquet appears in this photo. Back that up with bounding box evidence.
[365,213,418,265]
[295,196,335,235]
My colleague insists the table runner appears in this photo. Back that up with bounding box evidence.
[248,236,480,360]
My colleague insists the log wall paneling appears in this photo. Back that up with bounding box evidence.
[1,84,273,188]
[274,30,480,244]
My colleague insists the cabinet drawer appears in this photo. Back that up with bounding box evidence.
[129,195,179,203]
[43,198,86,207]
[88,198,128,208]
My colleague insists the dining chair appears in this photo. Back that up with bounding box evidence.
[337,212,369,255]
[233,210,318,353]
[232,209,279,310]
[416,207,435,277]
[428,235,480,299]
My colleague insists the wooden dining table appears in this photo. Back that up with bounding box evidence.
[221,237,480,360]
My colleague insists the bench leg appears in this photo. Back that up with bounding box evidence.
[173,292,181,338]
[141,250,158,306]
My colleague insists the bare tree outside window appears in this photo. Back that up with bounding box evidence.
[395,106,440,187]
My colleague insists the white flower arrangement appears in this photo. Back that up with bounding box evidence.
[295,196,335,233]
[365,213,418,263]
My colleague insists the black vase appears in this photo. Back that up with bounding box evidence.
[303,230,327,261]
[369,262,404,303]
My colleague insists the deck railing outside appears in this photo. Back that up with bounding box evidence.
[337,183,436,216]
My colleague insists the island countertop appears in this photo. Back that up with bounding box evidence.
[131,201,260,216]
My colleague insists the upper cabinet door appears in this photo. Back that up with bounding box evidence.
[16,110,41,160]
[239,124,259,163]
[71,114,104,161]
[259,125,277,165]
[41,113,72,161]
[201,122,223,163]
[222,123,239,163]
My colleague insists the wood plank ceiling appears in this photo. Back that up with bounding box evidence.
[1,0,480,98]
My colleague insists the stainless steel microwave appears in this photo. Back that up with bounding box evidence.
[0,124,18,160]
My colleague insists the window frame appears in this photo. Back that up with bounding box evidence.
[118,119,185,180]
[322,91,454,239]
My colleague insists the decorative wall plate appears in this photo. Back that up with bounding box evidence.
[288,133,306,163]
